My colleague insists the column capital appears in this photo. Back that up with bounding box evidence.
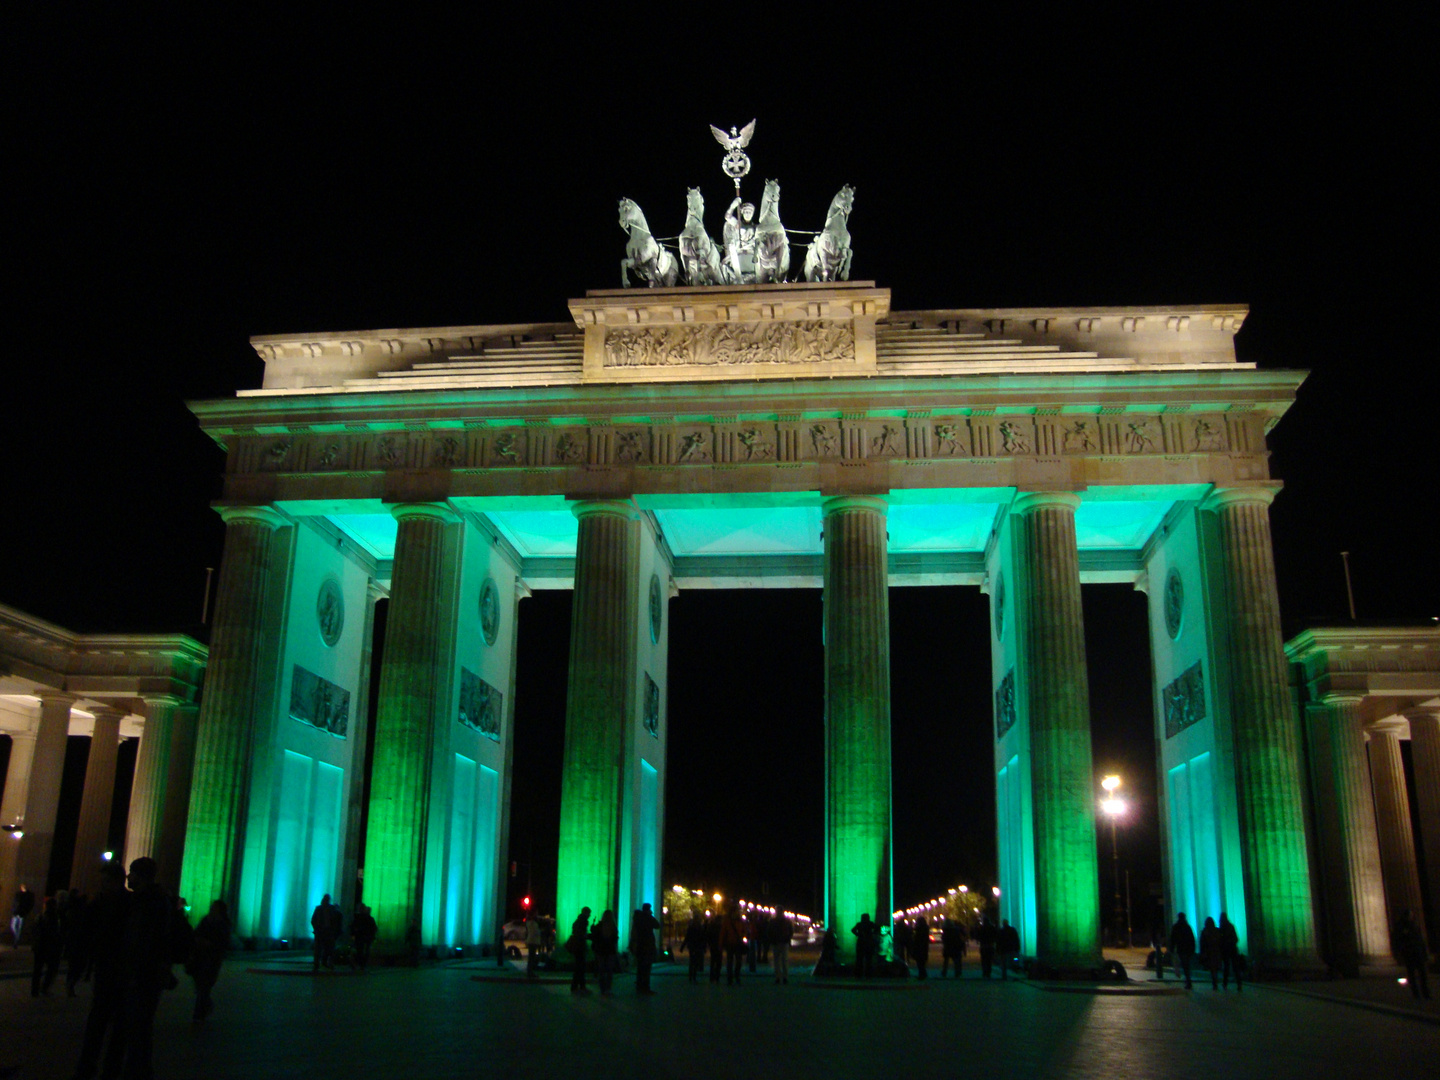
[6,727,36,746]
[217,504,289,529]
[1319,692,1368,708]
[89,704,127,725]
[140,694,182,714]
[390,501,459,525]
[1402,706,1440,723]
[1201,483,1282,511]
[568,499,637,522]
[822,493,888,517]
[1012,490,1081,515]
[34,690,76,708]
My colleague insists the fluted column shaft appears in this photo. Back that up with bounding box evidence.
[555,501,637,927]
[1204,487,1319,968]
[1368,727,1426,950]
[179,506,286,918]
[823,495,892,961]
[71,706,124,893]
[1305,696,1389,970]
[1014,492,1101,969]
[364,504,459,946]
[1407,710,1440,947]
[157,706,198,893]
[0,730,37,902]
[15,693,75,893]
[124,698,177,871]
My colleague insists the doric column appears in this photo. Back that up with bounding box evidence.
[0,729,37,900]
[124,696,177,871]
[70,705,124,893]
[555,501,636,928]
[157,705,198,892]
[1203,486,1319,969]
[364,503,459,946]
[822,495,892,961]
[14,692,75,893]
[179,505,287,917]
[1013,492,1101,970]
[1368,727,1426,948]
[1304,695,1389,970]
[1406,709,1440,946]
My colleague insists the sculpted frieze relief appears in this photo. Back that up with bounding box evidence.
[603,320,855,368]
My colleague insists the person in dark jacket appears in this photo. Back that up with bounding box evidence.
[997,920,1021,981]
[770,910,793,984]
[567,907,591,994]
[592,910,618,994]
[311,894,341,971]
[720,905,748,984]
[62,887,92,995]
[11,881,34,946]
[121,857,175,1080]
[629,902,660,995]
[1199,916,1222,990]
[188,899,231,1020]
[30,896,62,996]
[681,913,706,983]
[70,860,131,1080]
[1396,910,1431,1000]
[851,914,878,978]
[974,915,997,978]
[1170,912,1197,989]
[351,903,377,971]
[1218,913,1242,991]
[706,912,724,983]
[940,917,966,978]
[912,916,930,980]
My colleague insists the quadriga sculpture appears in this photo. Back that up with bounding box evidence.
[618,198,679,288]
[752,179,789,285]
[804,185,855,283]
[678,188,726,286]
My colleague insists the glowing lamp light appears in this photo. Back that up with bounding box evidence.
[713,893,723,903]
[992,886,1001,898]
[522,895,531,909]
[673,884,685,895]
[101,851,114,862]
[959,885,968,894]
[1101,774,1121,794]
[1101,797,1126,817]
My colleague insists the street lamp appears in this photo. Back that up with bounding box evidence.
[1099,775,1128,947]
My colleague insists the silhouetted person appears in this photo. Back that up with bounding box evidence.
[11,882,34,946]
[525,914,544,978]
[819,927,837,971]
[681,913,706,983]
[912,916,930,980]
[998,920,1020,981]
[1199,917,1222,989]
[121,856,174,1079]
[31,896,61,995]
[70,859,131,1080]
[720,905,747,984]
[1170,912,1196,989]
[567,907,591,994]
[63,887,93,995]
[188,899,231,1020]
[941,918,966,978]
[351,903,377,971]
[593,910,618,994]
[1218,913,1241,991]
[1396,909,1431,1000]
[706,912,723,983]
[770,910,793,984]
[974,915,997,978]
[893,919,912,971]
[851,914,878,977]
[311,893,340,971]
[630,902,659,995]
[1150,919,1168,981]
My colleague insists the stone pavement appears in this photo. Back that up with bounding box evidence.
[3,949,1439,1080]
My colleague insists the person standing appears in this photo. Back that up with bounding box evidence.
[30,896,62,995]
[1199,917,1222,990]
[681,913,706,983]
[351,903,377,971]
[720,904,747,985]
[706,912,723,983]
[1170,912,1197,990]
[1396,910,1431,1001]
[524,913,543,979]
[310,894,340,971]
[70,860,131,1080]
[997,920,1020,982]
[63,887,93,996]
[11,882,34,946]
[1218,913,1242,992]
[629,902,659,995]
[120,857,175,1080]
[1150,918,1168,981]
[974,915,997,979]
[188,899,231,1020]
[851,914,878,978]
[912,916,931,980]
[567,906,591,994]
[770,910,793,985]
[941,917,965,978]
[592,910,618,994]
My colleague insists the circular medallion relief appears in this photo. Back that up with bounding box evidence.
[317,578,344,647]
[993,572,1006,639]
[1164,568,1185,640]
[480,577,500,646]
[648,574,663,644]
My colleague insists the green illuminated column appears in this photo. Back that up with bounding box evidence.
[124,696,177,870]
[555,501,636,929]
[158,705,198,892]
[1368,727,1426,947]
[1406,710,1440,943]
[823,495,892,961]
[1013,492,1101,971]
[1203,487,1320,969]
[364,503,459,947]
[13,693,73,894]
[70,705,124,892]
[179,506,286,918]
[1304,695,1389,971]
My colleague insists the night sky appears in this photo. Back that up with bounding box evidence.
[5,10,1432,922]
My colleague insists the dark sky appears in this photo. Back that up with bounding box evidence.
[5,10,1432,919]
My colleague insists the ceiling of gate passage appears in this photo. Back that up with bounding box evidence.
[294,486,1207,584]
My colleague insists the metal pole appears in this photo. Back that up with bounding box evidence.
[1110,815,1122,948]
[1341,551,1357,620]
[1125,868,1132,948]
[200,566,214,624]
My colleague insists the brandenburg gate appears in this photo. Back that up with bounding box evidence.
[175,280,1327,973]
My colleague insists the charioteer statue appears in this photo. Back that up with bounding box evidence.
[616,120,855,288]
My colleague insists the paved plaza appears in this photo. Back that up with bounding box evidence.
[3,950,1436,1079]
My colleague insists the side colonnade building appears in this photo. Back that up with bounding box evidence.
[177,281,1332,971]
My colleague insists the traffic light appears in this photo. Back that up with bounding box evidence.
[522,895,531,910]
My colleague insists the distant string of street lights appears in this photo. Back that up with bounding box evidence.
[894,883,1001,924]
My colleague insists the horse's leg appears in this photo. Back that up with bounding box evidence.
[839,248,852,281]
[621,258,632,288]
